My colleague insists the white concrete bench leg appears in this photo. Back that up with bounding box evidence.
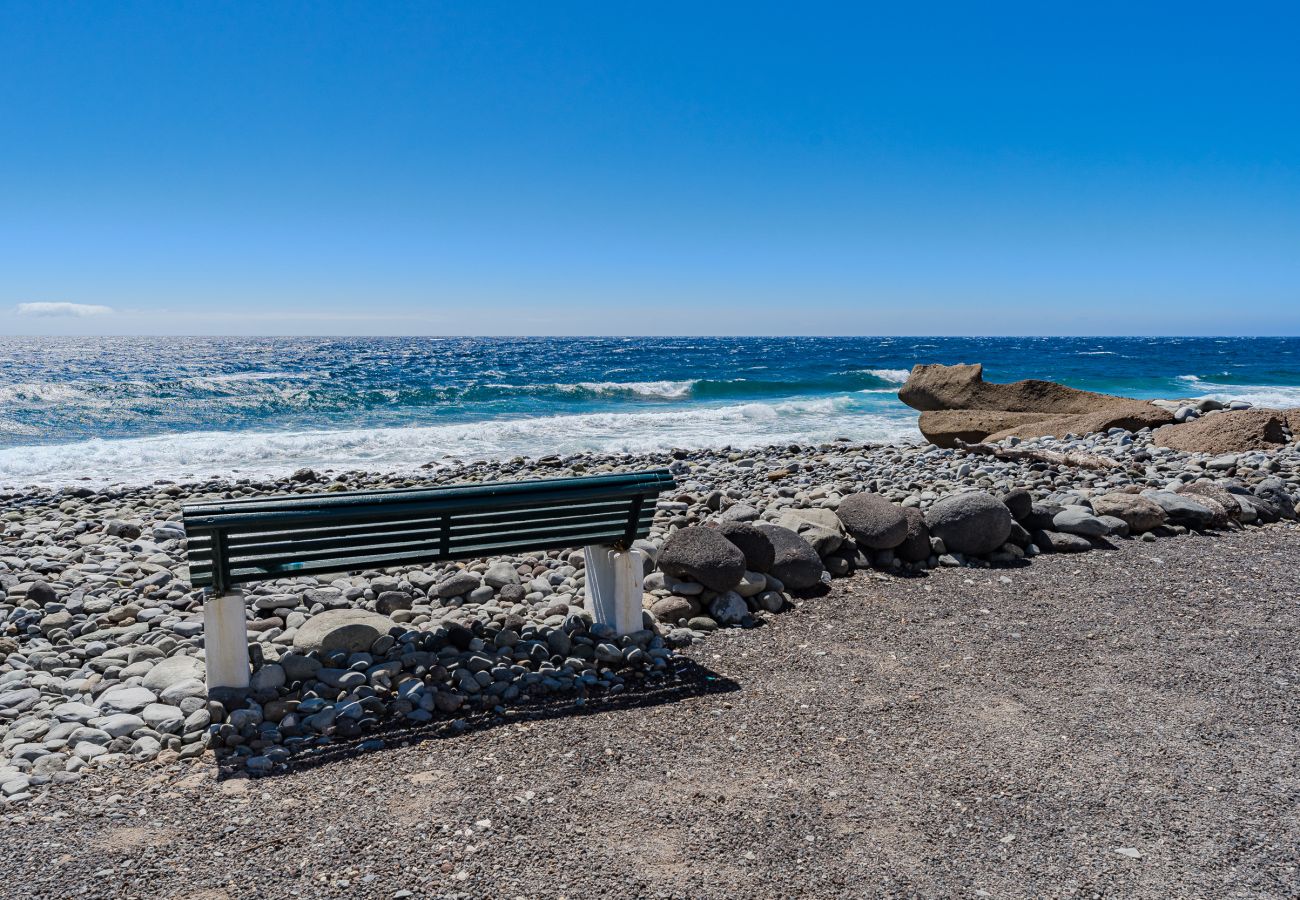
[583,544,645,636]
[203,590,251,693]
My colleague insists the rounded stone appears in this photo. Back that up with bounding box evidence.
[657,526,746,592]
[753,524,824,591]
[292,609,396,655]
[835,493,907,550]
[1091,493,1167,533]
[895,507,932,563]
[707,591,748,626]
[649,596,696,624]
[1051,506,1110,537]
[142,655,205,693]
[95,685,158,715]
[924,491,1013,557]
[1176,481,1241,522]
[711,521,776,573]
[1001,488,1033,521]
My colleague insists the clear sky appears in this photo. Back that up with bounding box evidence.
[1,1,1297,336]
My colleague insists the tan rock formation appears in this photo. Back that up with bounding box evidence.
[899,363,1175,447]
[1153,409,1292,455]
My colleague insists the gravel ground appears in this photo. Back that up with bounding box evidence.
[4,526,1298,900]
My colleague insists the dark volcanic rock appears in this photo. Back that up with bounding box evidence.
[835,493,907,550]
[754,524,825,591]
[1031,530,1094,553]
[26,580,58,606]
[1141,490,1217,528]
[658,526,747,592]
[1001,488,1033,522]
[1254,477,1297,520]
[895,508,932,563]
[924,491,1013,557]
[1022,502,1064,532]
[712,520,776,573]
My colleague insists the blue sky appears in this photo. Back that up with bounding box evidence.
[1,1,1297,336]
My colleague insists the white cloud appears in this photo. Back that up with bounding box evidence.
[16,302,115,317]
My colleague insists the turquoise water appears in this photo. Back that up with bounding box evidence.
[1,336,1297,485]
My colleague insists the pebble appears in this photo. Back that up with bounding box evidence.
[0,421,1295,795]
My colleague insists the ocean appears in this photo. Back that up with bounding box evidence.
[2,336,1298,488]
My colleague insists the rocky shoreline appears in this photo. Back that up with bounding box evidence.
[3,404,1300,806]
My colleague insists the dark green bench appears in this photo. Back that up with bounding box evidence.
[181,469,676,692]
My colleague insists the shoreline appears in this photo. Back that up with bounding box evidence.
[6,333,1300,490]
[2,424,1298,805]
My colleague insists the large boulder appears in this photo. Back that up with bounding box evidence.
[142,655,205,693]
[1140,490,1217,529]
[292,609,396,655]
[924,492,1013,556]
[1000,488,1033,522]
[835,493,907,550]
[707,592,748,626]
[900,363,1174,447]
[435,571,482,599]
[754,524,825,590]
[712,520,775,572]
[1153,409,1291,455]
[649,596,696,624]
[775,508,846,557]
[95,685,157,715]
[902,362,1148,414]
[1031,530,1094,553]
[895,508,932,563]
[1176,481,1242,521]
[1090,493,1168,533]
[1051,506,1111,538]
[657,526,746,592]
[1253,477,1297,520]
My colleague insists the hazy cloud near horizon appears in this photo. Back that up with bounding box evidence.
[16,302,115,318]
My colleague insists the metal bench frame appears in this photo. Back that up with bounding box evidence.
[181,470,675,692]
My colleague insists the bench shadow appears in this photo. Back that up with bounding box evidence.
[215,657,739,780]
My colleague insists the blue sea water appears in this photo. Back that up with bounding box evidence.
[1,336,1298,487]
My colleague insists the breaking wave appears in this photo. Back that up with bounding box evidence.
[0,397,922,487]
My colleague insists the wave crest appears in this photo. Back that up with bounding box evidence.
[0,396,921,487]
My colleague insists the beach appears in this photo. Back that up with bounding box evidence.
[4,526,1297,899]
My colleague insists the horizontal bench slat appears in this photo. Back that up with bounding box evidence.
[182,470,670,515]
[183,472,673,530]
[207,527,639,586]
[195,507,651,562]
[181,469,673,590]
[216,497,639,548]
[186,510,657,587]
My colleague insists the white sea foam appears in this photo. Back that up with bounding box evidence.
[481,380,698,399]
[1172,375,1300,408]
[0,398,922,488]
[840,368,910,383]
[189,371,312,384]
[565,380,697,398]
[0,382,96,404]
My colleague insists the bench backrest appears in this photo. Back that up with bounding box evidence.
[181,469,676,592]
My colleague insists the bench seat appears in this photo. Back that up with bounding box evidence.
[180,469,676,692]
